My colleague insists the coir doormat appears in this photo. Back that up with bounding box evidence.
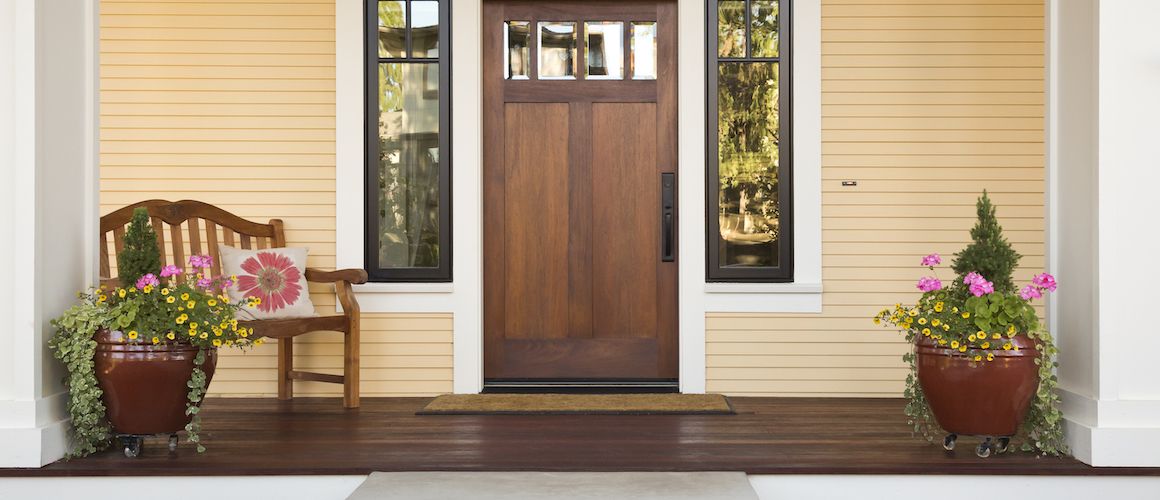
[417,394,735,415]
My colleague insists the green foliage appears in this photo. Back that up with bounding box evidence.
[185,348,209,453]
[117,208,161,287]
[952,191,1021,293]
[49,292,114,457]
[1021,327,1068,455]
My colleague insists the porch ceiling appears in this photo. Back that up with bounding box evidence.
[9,398,1158,477]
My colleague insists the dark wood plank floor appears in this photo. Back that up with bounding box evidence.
[9,397,1159,477]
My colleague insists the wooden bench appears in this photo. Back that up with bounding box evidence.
[99,200,367,408]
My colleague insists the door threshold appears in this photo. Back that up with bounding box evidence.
[482,380,679,394]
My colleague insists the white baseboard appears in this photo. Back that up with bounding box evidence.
[1062,388,1160,466]
[0,476,366,500]
[0,418,68,468]
[749,475,1160,500]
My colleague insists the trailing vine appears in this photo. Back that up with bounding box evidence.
[49,291,114,457]
[185,348,209,453]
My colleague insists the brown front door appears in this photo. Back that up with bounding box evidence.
[483,0,678,385]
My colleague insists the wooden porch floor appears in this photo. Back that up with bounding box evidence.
[12,397,1160,477]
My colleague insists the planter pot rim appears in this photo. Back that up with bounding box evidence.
[914,333,1039,359]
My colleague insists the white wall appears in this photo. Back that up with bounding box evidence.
[1049,0,1160,467]
[0,0,99,467]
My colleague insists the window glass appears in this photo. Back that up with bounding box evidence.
[585,22,624,80]
[751,0,779,57]
[506,21,531,79]
[411,1,439,58]
[378,1,406,58]
[717,0,746,57]
[630,22,657,80]
[539,22,577,79]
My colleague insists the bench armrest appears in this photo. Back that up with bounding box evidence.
[304,268,368,285]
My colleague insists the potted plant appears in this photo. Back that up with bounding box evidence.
[874,192,1067,457]
[50,208,264,457]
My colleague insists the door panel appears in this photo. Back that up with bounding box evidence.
[483,0,678,383]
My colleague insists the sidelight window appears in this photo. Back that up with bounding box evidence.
[366,0,451,282]
[707,0,792,282]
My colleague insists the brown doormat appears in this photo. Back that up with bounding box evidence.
[417,394,735,415]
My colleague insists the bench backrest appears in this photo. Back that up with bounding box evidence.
[100,199,286,287]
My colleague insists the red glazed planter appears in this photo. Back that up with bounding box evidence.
[915,333,1039,438]
[94,329,217,436]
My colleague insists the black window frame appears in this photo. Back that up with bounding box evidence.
[364,0,453,282]
[706,0,793,283]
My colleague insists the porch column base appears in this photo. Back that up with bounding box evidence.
[1062,389,1160,466]
[0,394,70,468]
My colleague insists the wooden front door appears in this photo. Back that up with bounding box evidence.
[483,0,678,385]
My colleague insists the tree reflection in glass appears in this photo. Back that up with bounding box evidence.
[717,62,779,267]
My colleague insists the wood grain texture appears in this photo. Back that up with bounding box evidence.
[707,0,1047,397]
[98,0,451,397]
[16,397,1155,477]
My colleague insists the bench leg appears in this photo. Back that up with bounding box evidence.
[278,336,293,401]
[343,325,360,409]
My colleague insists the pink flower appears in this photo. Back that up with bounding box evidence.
[916,276,943,292]
[236,251,302,313]
[1032,273,1057,292]
[160,265,182,278]
[969,279,995,297]
[189,255,213,269]
[196,277,213,289]
[920,253,942,267]
[135,273,160,290]
[963,272,985,286]
[1019,284,1043,301]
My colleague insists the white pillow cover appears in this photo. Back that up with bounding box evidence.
[218,245,317,320]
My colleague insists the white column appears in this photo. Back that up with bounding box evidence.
[1049,0,1160,467]
[0,0,100,467]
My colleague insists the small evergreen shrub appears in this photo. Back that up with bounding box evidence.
[116,207,161,287]
[951,191,1021,293]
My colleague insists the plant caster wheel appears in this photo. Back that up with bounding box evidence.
[942,434,957,451]
[168,434,180,452]
[122,436,143,458]
[995,437,1010,454]
[975,438,993,458]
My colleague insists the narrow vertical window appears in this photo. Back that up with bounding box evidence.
[366,0,451,282]
[707,0,791,282]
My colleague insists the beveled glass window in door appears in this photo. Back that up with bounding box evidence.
[585,22,623,80]
[539,22,577,79]
[366,0,451,282]
[708,0,791,282]
[505,21,531,79]
[631,22,657,80]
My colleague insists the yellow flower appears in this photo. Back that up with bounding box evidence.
[230,274,238,281]
[934,302,944,312]
[977,331,986,338]
[873,317,881,325]
[143,285,153,294]
[181,293,190,301]
[931,319,941,327]
[213,328,222,337]
[240,330,249,338]
[176,316,186,325]
[207,299,217,307]
[937,339,947,346]
[97,295,107,303]
[918,318,927,325]
[981,342,990,349]
[958,345,968,353]
[118,289,127,298]
[974,355,983,362]
[161,288,170,296]
[993,333,1002,340]
[961,312,970,319]
[200,332,209,339]
[968,334,977,342]
[127,330,139,340]
[151,337,160,345]
[1007,331,1017,339]
[986,353,995,361]
[187,300,196,309]
[921,328,931,336]
[166,296,176,304]
[907,309,918,317]
[951,341,960,349]
[166,331,176,340]
[128,287,137,293]
[189,322,198,330]
[188,329,196,337]
[212,339,222,347]
[1003,342,1013,350]
[952,307,959,313]
[942,324,951,331]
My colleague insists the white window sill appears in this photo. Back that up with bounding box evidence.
[354,282,454,294]
[702,282,823,313]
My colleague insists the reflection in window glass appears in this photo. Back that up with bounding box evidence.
[717,0,745,58]
[377,62,441,268]
[539,22,577,79]
[585,22,624,79]
[717,62,780,268]
[411,1,439,58]
[630,22,657,80]
[751,0,779,57]
[378,1,406,58]
[505,21,531,79]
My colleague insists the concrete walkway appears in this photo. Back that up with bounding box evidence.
[347,471,759,500]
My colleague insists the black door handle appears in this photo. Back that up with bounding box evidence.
[661,173,675,262]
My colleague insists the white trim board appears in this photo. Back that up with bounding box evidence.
[334,0,822,394]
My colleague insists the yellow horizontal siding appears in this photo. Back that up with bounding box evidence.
[98,0,452,398]
[707,0,1046,398]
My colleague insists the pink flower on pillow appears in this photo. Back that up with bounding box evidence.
[236,251,302,313]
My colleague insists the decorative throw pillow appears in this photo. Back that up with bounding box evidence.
[218,245,317,320]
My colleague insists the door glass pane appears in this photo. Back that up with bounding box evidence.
[411,1,439,58]
[539,22,577,79]
[717,0,746,58]
[630,22,657,80]
[717,62,780,268]
[377,62,442,268]
[585,22,623,80]
[378,1,406,58]
[751,0,779,57]
[505,21,531,79]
